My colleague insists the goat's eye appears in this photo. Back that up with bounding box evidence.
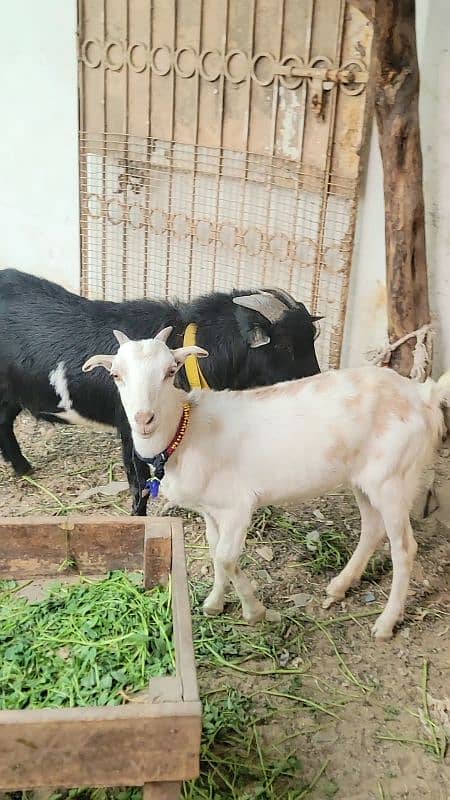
[110,372,122,382]
[165,366,177,379]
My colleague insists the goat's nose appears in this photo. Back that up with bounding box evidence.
[134,410,155,427]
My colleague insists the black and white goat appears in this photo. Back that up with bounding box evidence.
[83,328,450,640]
[0,269,321,514]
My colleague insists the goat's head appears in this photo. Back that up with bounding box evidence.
[231,288,323,381]
[82,328,208,438]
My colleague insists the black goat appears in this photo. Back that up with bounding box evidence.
[0,268,321,514]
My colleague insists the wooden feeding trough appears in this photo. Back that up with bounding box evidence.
[0,516,201,799]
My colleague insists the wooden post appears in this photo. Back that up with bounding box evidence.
[373,0,431,376]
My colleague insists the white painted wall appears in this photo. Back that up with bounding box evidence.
[343,0,450,375]
[0,0,80,292]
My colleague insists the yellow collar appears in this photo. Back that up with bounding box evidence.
[183,323,209,389]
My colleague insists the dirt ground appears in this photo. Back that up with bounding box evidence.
[0,415,449,800]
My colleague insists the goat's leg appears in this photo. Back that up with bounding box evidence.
[371,484,417,641]
[323,487,386,609]
[120,427,149,515]
[202,513,227,617]
[0,402,32,475]
[204,512,219,558]
[208,510,266,624]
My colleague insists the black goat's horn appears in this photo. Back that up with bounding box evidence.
[232,291,288,324]
[263,287,298,309]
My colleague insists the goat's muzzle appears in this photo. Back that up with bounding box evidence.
[134,410,155,436]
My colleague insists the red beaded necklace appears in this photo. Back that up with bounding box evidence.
[135,403,191,499]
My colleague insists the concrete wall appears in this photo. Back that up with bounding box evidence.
[343,0,450,375]
[0,0,80,292]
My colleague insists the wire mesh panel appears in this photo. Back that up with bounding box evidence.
[78,0,373,368]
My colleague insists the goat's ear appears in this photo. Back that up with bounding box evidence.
[248,326,270,348]
[172,346,209,366]
[82,355,114,373]
[154,326,173,343]
[113,330,130,346]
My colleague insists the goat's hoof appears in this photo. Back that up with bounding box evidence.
[371,619,394,642]
[322,594,343,610]
[203,601,224,617]
[14,460,33,477]
[323,577,348,608]
[243,604,267,625]
[132,500,148,516]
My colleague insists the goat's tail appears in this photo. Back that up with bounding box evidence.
[416,371,450,446]
[437,372,450,440]
[419,371,450,408]
[426,371,450,444]
[437,370,450,408]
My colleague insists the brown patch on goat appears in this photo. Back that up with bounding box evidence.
[248,384,289,399]
[326,432,359,465]
[248,373,330,399]
[312,373,336,394]
[326,438,346,462]
[391,393,412,421]
[373,388,412,436]
[344,394,362,412]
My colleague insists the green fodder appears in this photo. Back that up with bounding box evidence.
[0,572,174,710]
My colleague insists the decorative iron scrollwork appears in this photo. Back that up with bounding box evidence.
[83,194,340,267]
[79,39,368,114]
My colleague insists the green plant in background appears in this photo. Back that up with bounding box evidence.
[0,573,174,710]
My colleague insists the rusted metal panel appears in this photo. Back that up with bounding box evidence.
[78,0,373,368]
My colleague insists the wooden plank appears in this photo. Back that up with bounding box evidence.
[69,517,144,573]
[0,518,69,578]
[0,517,145,578]
[171,519,199,703]
[373,0,431,376]
[148,676,183,704]
[143,518,172,588]
[0,702,201,789]
[143,781,182,800]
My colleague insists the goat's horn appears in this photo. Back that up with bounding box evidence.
[263,287,298,309]
[232,292,287,324]
[113,330,130,346]
[154,326,173,343]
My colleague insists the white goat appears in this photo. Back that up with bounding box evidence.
[83,328,450,641]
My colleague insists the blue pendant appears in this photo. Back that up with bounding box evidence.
[146,477,160,499]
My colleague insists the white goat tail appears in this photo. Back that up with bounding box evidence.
[437,371,450,404]
[436,372,450,437]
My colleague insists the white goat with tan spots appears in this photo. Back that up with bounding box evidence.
[83,328,450,641]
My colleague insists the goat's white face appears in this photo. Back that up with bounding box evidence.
[82,327,208,438]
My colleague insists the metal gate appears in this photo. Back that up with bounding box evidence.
[78,0,373,368]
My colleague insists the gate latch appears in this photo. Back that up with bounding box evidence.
[274,57,368,117]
